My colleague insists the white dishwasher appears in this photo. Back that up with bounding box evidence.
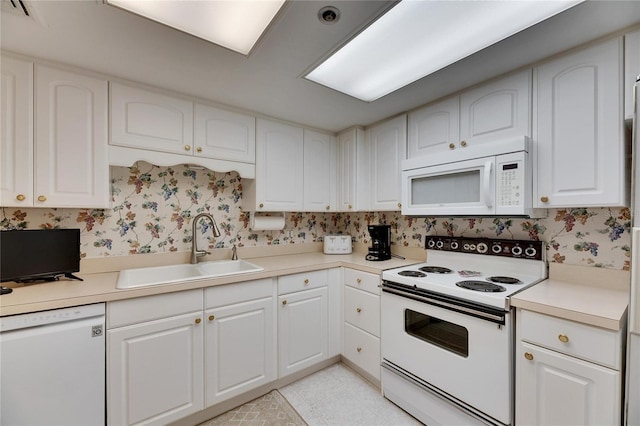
[0,303,105,425]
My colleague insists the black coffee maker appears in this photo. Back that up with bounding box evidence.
[366,225,391,261]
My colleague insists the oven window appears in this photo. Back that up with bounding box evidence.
[405,309,469,357]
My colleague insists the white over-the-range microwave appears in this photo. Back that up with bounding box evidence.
[401,136,546,217]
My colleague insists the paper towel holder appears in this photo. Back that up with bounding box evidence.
[249,212,286,231]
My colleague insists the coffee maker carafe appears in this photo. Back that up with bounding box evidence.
[366,225,391,261]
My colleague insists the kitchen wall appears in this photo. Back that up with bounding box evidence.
[0,162,631,271]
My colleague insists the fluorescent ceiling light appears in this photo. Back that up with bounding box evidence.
[306,0,583,102]
[106,0,285,55]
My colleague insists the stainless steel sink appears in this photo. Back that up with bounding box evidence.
[116,260,264,289]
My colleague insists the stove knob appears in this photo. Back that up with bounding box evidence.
[512,246,523,256]
[491,244,502,254]
[525,247,537,258]
[468,244,476,251]
[450,241,459,250]
[427,239,436,248]
[476,242,488,254]
[463,243,470,251]
[436,240,444,249]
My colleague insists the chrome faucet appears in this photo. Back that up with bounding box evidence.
[190,213,221,264]
[231,244,238,260]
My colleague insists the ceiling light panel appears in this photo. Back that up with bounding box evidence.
[306,0,583,102]
[106,0,285,55]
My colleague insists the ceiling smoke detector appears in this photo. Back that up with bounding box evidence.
[318,6,340,24]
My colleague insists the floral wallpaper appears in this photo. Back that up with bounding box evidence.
[0,162,632,271]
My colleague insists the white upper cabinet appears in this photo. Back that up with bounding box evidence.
[110,82,193,154]
[407,97,459,158]
[459,69,531,146]
[35,64,109,208]
[534,37,626,208]
[337,127,368,212]
[303,129,336,212]
[194,103,255,163]
[243,118,304,211]
[368,114,407,211]
[1,56,33,207]
[625,29,640,120]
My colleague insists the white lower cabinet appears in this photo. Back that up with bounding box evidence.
[516,309,623,425]
[107,290,204,426]
[204,279,276,407]
[278,270,329,377]
[342,268,381,381]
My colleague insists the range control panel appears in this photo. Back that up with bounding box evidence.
[425,236,545,261]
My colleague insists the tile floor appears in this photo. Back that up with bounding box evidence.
[279,363,422,426]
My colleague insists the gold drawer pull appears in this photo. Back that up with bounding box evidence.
[196,147,202,153]
[16,194,26,201]
[356,278,361,284]
[259,203,264,208]
[397,202,401,208]
[184,145,191,151]
[357,347,362,353]
[558,334,569,343]
[460,140,467,147]
[449,143,455,150]
[326,205,330,210]
[304,279,309,285]
[524,352,534,361]
[356,307,362,313]
[540,196,549,203]
[209,315,215,321]
[282,300,287,305]
[37,195,47,202]
[195,318,202,324]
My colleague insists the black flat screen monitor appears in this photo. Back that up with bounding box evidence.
[0,229,81,282]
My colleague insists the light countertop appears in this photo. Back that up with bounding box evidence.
[0,245,423,317]
[511,263,630,331]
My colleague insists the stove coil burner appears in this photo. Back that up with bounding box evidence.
[398,270,427,278]
[456,280,506,292]
[487,276,523,285]
[419,266,453,274]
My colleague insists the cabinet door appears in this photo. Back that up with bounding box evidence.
[204,296,275,407]
[110,82,194,154]
[534,38,625,208]
[278,287,328,377]
[253,118,304,211]
[516,341,621,426]
[460,69,531,148]
[194,103,255,163]
[369,114,406,211]
[35,65,109,208]
[107,312,204,426]
[625,29,640,120]
[0,56,33,207]
[407,96,459,158]
[337,127,367,212]
[303,129,336,212]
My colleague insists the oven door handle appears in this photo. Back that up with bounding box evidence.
[382,285,506,325]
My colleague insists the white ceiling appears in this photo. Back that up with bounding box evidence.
[2,0,640,133]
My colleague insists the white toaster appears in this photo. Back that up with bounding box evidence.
[323,235,352,254]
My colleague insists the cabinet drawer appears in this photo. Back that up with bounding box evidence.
[107,289,202,329]
[518,309,623,369]
[205,278,273,308]
[344,268,380,295]
[343,323,381,380]
[344,286,380,337]
[278,269,328,295]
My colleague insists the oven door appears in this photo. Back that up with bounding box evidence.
[381,287,513,425]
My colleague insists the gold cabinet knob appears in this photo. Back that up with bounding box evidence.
[16,194,26,201]
[449,143,455,150]
[37,195,46,202]
[195,318,202,324]
[558,334,569,343]
[397,202,402,208]
[348,204,352,209]
[196,147,202,153]
[524,352,534,361]
[184,145,191,151]
[282,300,287,305]
[326,205,330,210]
[357,347,362,353]
[304,279,309,285]
[209,315,215,321]
[259,203,264,208]
[356,278,361,284]
[356,307,362,313]
[460,140,467,147]
[540,196,549,203]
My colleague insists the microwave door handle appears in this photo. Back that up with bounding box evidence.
[483,160,493,208]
